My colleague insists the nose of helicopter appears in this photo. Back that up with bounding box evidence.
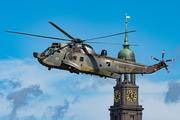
[33,52,41,58]
[33,52,38,58]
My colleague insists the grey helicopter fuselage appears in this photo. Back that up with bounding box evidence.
[33,42,166,79]
[6,21,172,78]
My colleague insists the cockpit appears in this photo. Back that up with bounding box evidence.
[41,47,55,57]
[40,42,62,57]
[39,42,96,58]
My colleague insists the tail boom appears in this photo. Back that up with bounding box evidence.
[143,61,167,74]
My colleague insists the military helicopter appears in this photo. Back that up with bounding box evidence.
[6,22,175,79]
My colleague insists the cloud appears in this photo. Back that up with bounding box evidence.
[72,96,79,104]
[164,80,180,104]
[1,58,179,120]
[23,115,37,120]
[0,77,21,90]
[0,58,73,96]
[69,115,77,120]
[43,96,79,120]
[0,58,75,119]
[6,85,43,120]
[68,76,115,92]
[137,78,180,120]
[0,93,4,98]
[44,100,70,120]
[7,80,21,89]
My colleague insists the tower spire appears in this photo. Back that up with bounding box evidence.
[123,13,130,48]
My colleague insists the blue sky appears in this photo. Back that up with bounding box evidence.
[1,0,180,120]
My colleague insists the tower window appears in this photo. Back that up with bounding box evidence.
[115,116,117,120]
[130,115,134,120]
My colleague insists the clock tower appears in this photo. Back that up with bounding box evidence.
[109,14,144,120]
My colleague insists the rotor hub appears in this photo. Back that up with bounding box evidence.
[74,38,81,42]
[151,50,175,73]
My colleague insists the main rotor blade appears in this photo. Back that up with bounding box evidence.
[49,22,74,40]
[83,30,137,41]
[84,41,138,46]
[5,31,72,41]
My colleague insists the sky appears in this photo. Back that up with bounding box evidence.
[1,0,180,120]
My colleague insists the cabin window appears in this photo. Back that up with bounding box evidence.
[106,62,110,66]
[80,57,84,62]
[73,56,77,60]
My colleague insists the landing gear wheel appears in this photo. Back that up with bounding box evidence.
[48,67,51,71]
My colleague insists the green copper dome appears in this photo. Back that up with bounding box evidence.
[118,48,135,61]
[117,20,135,62]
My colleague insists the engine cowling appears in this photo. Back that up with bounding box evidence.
[101,49,107,57]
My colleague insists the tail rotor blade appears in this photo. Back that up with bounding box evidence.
[151,56,161,61]
[165,59,175,62]
[152,50,174,73]
[165,67,169,73]
[162,50,165,61]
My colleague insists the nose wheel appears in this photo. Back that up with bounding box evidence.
[48,67,51,71]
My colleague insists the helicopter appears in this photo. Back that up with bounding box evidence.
[6,22,175,79]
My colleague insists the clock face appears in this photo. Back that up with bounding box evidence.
[127,90,137,102]
[114,90,121,103]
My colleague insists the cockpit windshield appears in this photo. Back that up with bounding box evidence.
[41,47,55,57]
[44,48,49,55]
[49,49,55,55]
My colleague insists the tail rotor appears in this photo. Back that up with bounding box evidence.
[151,50,174,73]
